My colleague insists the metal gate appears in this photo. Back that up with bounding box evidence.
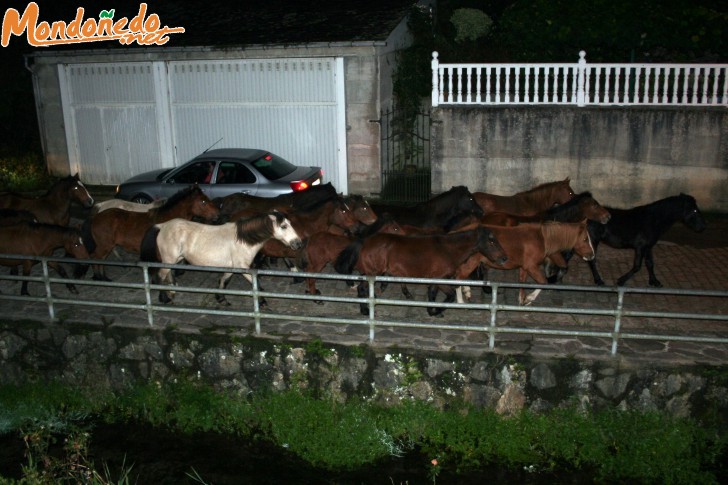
[379,106,431,203]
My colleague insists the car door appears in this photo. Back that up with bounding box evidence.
[158,161,216,199]
[209,161,259,198]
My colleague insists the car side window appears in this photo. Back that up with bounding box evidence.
[173,162,213,184]
[218,162,256,184]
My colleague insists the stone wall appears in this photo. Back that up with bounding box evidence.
[431,106,728,211]
[2,322,727,420]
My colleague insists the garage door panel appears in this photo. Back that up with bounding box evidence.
[170,59,337,104]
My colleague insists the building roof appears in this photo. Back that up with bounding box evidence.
[28,0,420,51]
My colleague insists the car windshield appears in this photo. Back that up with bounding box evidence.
[251,153,297,180]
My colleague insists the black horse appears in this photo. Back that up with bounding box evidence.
[370,186,484,230]
[583,193,706,287]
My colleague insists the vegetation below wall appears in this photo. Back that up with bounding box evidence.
[0,381,726,483]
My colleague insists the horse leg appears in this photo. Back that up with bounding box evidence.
[47,261,78,294]
[305,277,324,304]
[520,267,547,306]
[545,252,569,284]
[586,242,605,286]
[644,246,662,287]
[240,272,268,308]
[157,267,175,304]
[400,284,413,299]
[216,272,235,306]
[19,262,32,296]
[427,285,454,317]
[283,258,304,284]
[357,281,368,315]
[616,247,646,287]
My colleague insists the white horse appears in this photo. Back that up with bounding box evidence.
[90,198,167,216]
[140,211,303,305]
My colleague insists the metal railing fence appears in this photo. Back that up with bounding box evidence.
[1,254,727,358]
[431,51,728,108]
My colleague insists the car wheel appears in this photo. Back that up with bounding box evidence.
[131,194,152,204]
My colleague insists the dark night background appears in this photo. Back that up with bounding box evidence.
[1,0,725,158]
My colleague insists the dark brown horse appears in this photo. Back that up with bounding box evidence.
[214,182,338,218]
[334,226,507,316]
[0,222,90,295]
[80,185,220,280]
[0,173,95,226]
[456,221,595,306]
[473,177,574,216]
[370,186,484,230]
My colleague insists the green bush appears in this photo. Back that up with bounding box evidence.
[0,152,52,192]
[0,381,725,482]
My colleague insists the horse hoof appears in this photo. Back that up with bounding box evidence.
[359,305,369,316]
[649,279,663,288]
[595,280,605,286]
[68,285,79,294]
[292,276,304,284]
[159,293,173,304]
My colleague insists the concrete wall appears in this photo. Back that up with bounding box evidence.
[2,322,726,420]
[432,106,728,211]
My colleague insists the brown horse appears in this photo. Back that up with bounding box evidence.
[469,191,611,227]
[334,226,508,316]
[456,221,595,306]
[296,216,404,301]
[0,173,95,226]
[473,177,574,216]
[0,222,90,295]
[80,185,220,280]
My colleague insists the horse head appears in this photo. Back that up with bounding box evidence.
[680,193,707,233]
[63,228,91,260]
[575,192,611,224]
[176,186,220,222]
[476,226,507,266]
[345,194,378,226]
[329,197,360,232]
[67,173,95,208]
[450,186,484,218]
[552,177,575,206]
[270,211,304,250]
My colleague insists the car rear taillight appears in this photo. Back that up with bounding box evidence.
[290,180,310,192]
[290,170,323,192]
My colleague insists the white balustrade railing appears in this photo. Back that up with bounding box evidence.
[431,51,728,108]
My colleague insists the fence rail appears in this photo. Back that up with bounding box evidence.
[1,254,727,360]
[431,51,728,108]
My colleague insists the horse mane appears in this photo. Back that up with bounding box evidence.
[235,212,277,245]
[422,185,469,212]
[514,178,570,207]
[289,190,339,214]
[153,185,200,216]
[544,191,592,219]
[541,221,582,254]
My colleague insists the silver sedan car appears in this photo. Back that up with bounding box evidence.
[115,148,323,203]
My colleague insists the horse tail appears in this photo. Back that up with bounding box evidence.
[333,239,363,275]
[140,225,161,262]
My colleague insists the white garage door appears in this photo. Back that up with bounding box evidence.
[59,57,347,192]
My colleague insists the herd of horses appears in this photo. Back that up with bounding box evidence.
[0,173,707,316]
